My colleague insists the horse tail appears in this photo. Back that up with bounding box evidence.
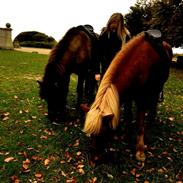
[83,75,120,135]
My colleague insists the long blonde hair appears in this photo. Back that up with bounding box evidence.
[102,13,131,46]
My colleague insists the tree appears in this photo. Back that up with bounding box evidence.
[14,31,57,49]
[167,1,183,47]
[125,0,183,47]
[125,5,145,36]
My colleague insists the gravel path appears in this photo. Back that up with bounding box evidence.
[14,47,51,55]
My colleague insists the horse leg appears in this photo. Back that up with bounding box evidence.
[84,71,98,104]
[51,75,70,121]
[135,109,146,161]
[147,101,158,124]
[62,75,70,107]
[146,92,160,124]
[77,74,85,106]
[123,99,133,141]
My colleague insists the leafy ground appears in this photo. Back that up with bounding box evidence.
[0,49,182,183]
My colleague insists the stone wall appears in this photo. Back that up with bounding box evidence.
[0,28,14,49]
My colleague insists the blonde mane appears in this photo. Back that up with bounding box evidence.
[83,32,146,135]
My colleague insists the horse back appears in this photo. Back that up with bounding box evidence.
[108,32,172,97]
[48,26,93,66]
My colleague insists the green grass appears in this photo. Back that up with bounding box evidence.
[0,49,182,183]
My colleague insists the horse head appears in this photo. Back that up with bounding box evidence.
[38,61,70,121]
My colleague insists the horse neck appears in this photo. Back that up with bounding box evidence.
[49,46,72,74]
[103,33,147,78]
[100,32,164,94]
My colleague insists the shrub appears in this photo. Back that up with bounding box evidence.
[13,31,57,49]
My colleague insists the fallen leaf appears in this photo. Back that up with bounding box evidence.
[158,167,167,174]
[3,112,10,116]
[44,158,50,166]
[24,120,31,123]
[60,160,66,164]
[168,117,174,121]
[32,155,41,161]
[44,128,54,135]
[78,168,85,175]
[18,151,28,158]
[1,112,10,121]
[22,159,30,171]
[22,164,29,170]
[136,173,141,178]
[61,171,67,177]
[144,181,150,183]
[122,171,128,175]
[40,135,48,140]
[130,168,136,176]
[0,151,9,155]
[91,177,97,183]
[77,164,84,169]
[24,109,29,113]
[161,151,168,156]
[11,175,20,183]
[73,139,80,147]
[65,151,72,162]
[23,158,30,164]
[107,173,113,179]
[44,112,48,116]
[66,177,76,183]
[35,172,43,178]
[109,148,116,151]
[27,147,34,150]
[4,157,14,162]
[2,116,9,121]
[76,151,81,156]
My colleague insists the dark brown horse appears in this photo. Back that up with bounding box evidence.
[83,30,173,162]
[38,25,99,121]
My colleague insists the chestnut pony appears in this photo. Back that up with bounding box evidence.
[83,30,173,161]
[38,25,99,121]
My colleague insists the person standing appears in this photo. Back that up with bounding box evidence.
[99,12,131,77]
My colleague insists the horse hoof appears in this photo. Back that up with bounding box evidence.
[136,151,146,162]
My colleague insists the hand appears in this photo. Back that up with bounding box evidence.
[95,74,101,81]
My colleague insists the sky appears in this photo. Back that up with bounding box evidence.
[1,0,137,41]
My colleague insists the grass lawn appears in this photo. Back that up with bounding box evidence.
[0,49,182,183]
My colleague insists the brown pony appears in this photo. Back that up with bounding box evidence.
[38,25,99,121]
[83,30,173,162]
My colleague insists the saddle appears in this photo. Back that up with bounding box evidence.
[144,29,168,58]
[145,29,169,103]
[76,25,98,42]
